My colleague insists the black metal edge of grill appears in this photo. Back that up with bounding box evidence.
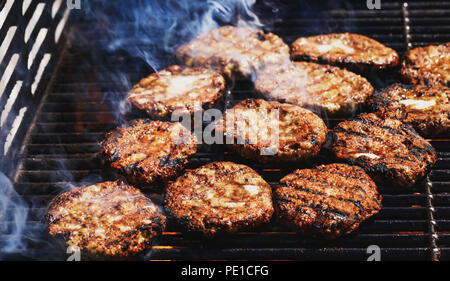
[0,0,450,261]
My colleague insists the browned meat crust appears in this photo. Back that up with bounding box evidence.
[400,43,450,87]
[291,33,399,73]
[213,99,327,163]
[254,62,374,116]
[165,162,274,237]
[368,83,450,137]
[176,25,290,80]
[274,163,382,239]
[127,65,226,120]
[100,120,197,187]
[331,113,436,187]
[46,181,166,259]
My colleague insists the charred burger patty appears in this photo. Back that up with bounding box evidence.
[165,161,274,237]
[331,113,436,187]
[176,25,290,80]
[291,32,399,73]
[274,163,382,239]
[254,61,374,116]
[401,42,450,87]
[127,65,226,120]
[46,181,166,258]
[100,119,197,187]
[368,83,450,137]
[214,99,327,163]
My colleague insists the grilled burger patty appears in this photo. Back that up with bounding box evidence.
[100,119,197,187]
[274,163,382,239]
[127,65,226,120]
[291,33,399,73]
[176,25,290,80]
[46,181,166,258]
[254,62,374,116]
[331,113,436,187]
[213,99,327,163]
[165,162,274,236]
[368,83,450,137]
[401,43,450,86]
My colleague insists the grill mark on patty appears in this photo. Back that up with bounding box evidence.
[100,120,197,187]
[333,127,370,138]
[291,33,399,73]
[369,84,450,137]
[254,61,374,116]
[353,117,406,137]
[275,164,382,238]
[285,185,365,212]
[288,173,379,210]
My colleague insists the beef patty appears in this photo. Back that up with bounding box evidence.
[401,43,450,87]
[291,33,399,73]
[176,25,290,80]
[331,113,436,187]
[127,65,226,120]
[100,119,197,187]
[165,162,274,237]
[46,181,166,259]
[368,83,450,137]
[213,99,327,163]
[274,163,382,239]
[254,62,374,116]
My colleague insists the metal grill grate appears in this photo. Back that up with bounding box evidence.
[2,1,450,260]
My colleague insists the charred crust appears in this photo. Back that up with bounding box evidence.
[127,65,226,121]
[46,181,166,259]
[176,26,290,80]
[401,43,450,87]
[254,61,374,117]
[291,33,399,74]
[274,163,381,239]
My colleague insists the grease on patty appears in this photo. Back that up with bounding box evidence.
[127,65,225,120]
[331,113,436,187]
[368,83,450,137]
[291,33,399,73]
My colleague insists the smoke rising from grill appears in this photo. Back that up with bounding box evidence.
[81,0,262,71]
